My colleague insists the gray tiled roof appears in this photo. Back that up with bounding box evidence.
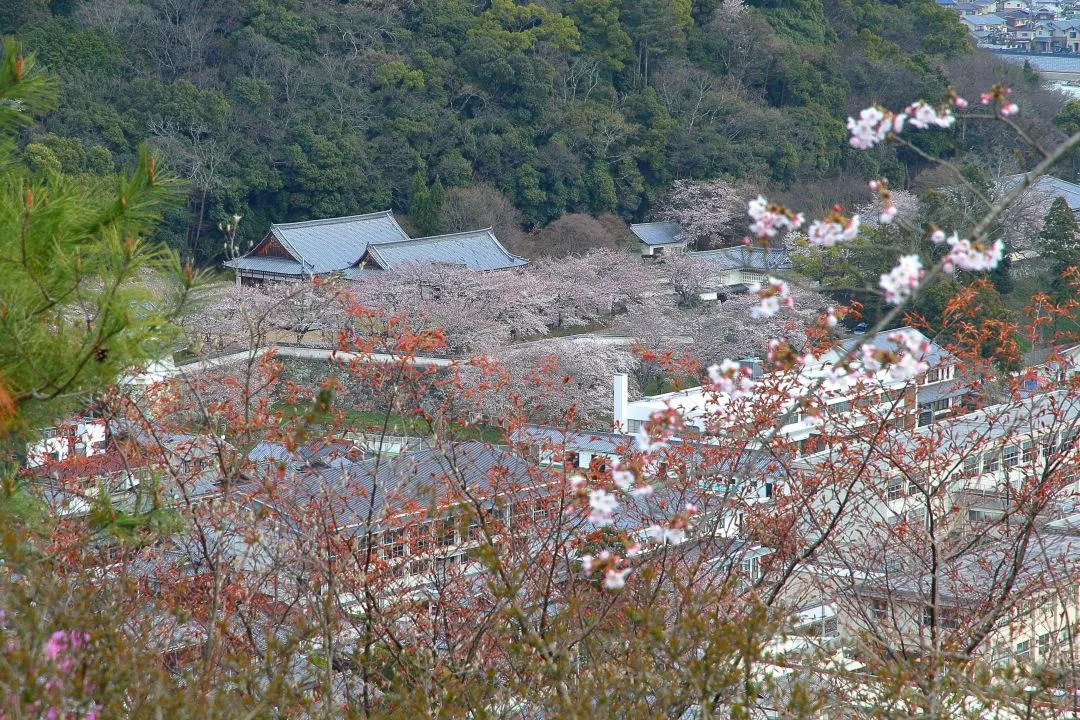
[362,228,528,271]
[1004,173,1080,211]
[273,441,540,534]
[227,211,410,276]
[691,246,792,271]
[630,221,683,246]
[223,256,305,276]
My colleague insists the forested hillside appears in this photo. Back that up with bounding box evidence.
[0,0,1051,264]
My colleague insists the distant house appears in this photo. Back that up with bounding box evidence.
[961,12,1007,32]
[1032,17,1080,48]
[691,245,793,293]
[629,221,689,257]
[225,212,526,284]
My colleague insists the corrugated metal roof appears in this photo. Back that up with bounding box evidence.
[629,221,683,246]
[691,246,792,271]
[363,228,528,271]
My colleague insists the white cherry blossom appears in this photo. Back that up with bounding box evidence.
[879,254,923,304]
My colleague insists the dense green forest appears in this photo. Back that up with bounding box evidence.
[0,0,1063,265]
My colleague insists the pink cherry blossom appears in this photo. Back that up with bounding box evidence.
[588,489,619,525]
[1000,102,1019,117]
[644,525,687,546]
[847,106,902,149]
[707,359,756,398]
[939,233,1004,273]
[747,196,804,239]
[807,211,861,247]
[603,568,632,590]
[904,101,956,130]
[750,277,794,319]
[879,254,923,304]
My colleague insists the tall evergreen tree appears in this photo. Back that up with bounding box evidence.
[1039,196,1080,297]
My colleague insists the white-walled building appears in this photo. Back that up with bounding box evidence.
[629,221,689,257]
[26,416,108,468]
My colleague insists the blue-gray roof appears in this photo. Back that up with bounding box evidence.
[691,246,792,271]
[362,228,528,271]
[962,13,1006,25]
[1004,173,1080,212]
[630,221,684,246]
[223,256,305,276]
[226,211,410,276]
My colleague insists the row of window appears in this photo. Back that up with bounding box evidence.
[960,431,1079,477]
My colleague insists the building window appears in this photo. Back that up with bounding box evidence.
[1016,639,1030,658]
[961,454,980,477]
[1022,440,1036,464]
[1003,445,1019,471]
[923,606,959,629]
[1040,632,1052,656]
[886,476,904,501]
[869,598,888,622]
[984,451,1000,474]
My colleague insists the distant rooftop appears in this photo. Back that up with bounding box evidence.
[226,210,409,276]
[691,245,792,272]
[629,221,683,246]
[359,228,528,272]
[1003,173,1080,212]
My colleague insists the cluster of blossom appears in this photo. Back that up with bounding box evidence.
[931,231,1004,273]
[707,359,756,399]
[807,206,861,247]
[856,329,931,382]
[642,503,696,547]
[904,101,957,131]
[587,487,619,526]
[21,629,102,720]
[612,458,652,497]
[981,84,1018,116]
[879,254,923,304]
[846,101,955,150]
[747,196,804,239]
[868,179,896,224]
[750,277,794,319]
[580,551,631,590]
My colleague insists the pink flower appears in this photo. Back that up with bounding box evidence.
[588,489,619,526]
[747,196,804,238]
[879,254,924,304]
[879,205,897,225]
[750,277,794,319]
[603,568,631,590]
[807,213,861,247]
[847,106,897,149]
[644,525,687,546]
[904,101,956,130]
[1000,102,1019,117]
[981,92,993,105]
[707,359,756,398]
[953,96,969,109]
[939,233,1004,273]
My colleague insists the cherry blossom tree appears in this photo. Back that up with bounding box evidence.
[656,178,744,248]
